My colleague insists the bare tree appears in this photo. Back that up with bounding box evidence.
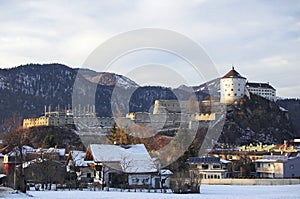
[119,153,134,191]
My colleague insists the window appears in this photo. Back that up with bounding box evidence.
[227,94,231,96]
[213,164,220,169]
[87,173,91,178]
[202,164,209,169]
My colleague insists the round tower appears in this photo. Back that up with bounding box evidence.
[220,67,246,104]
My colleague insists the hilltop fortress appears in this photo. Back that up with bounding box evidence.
[220,67,276,104]
[23,67,276,130]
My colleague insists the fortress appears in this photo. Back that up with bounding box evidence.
[23,105,114,129]
[220,67,276,104]
[23,67,276,129]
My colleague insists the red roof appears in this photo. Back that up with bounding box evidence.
[222,67,246,79]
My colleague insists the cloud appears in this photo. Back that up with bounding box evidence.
[259,56,289,67]
[0,0,299,97]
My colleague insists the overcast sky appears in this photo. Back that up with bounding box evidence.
[0,0,299,98]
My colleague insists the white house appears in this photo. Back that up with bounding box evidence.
[187,157,231,179]
[84,144,171,189]
[67,150,95,186]
[255,155,300,178]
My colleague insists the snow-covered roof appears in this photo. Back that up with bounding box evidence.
[159,169,173,175]
[70,150,93,167]
[88,144,157,173]
[36,148,66,156]
[255,159,277,163]
[255,155,289,163]
[220,159,231,164]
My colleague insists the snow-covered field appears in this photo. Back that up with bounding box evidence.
[1,185,300,199]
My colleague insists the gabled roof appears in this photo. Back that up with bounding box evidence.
[222,67,246,79]
[87,144,157,174]
[70,150,93,167]
[255,155,288,163]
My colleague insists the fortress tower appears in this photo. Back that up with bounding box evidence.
[220,67,246,104]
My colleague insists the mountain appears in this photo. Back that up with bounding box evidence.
[192,78,220,97]
[0,63,141,130]
[0,63,198,131]
[78,68,139,88]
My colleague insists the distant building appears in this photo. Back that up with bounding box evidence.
[187,157,231,179]
[220,67,247,104]
[246,82,276,101]
[3,146,66,187]
[220,67,276,104]
[255,155,300,178]
[153,100,190,114]
[23,105,114,129]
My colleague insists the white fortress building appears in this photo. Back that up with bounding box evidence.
[220,67,276,104]
[220,67,247,104]
[246,82,276,101]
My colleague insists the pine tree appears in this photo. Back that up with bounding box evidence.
[107,123,130,145]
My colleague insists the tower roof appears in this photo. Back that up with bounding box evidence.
[222,67,246,79]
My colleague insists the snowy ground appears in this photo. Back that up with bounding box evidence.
[1,185,300,199]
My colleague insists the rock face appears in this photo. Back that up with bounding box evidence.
[218,94,294,145]
[276,98,300,136]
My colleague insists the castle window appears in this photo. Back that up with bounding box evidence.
[227,94,230,96]
[234,93,237,96]
[231,89,233,91]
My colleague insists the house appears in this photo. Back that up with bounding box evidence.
[187,157,231,179]
[255,155,300,178]
[84,144,167,189]
[3,146,66,188]
[24,158,67,189]
[66,150,95,187]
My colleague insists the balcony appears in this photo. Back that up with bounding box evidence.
[256,167,274,173]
